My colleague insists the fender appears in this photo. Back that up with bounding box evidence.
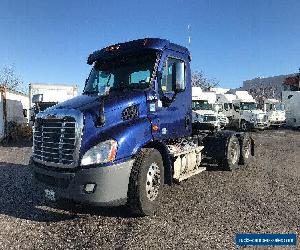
[144,140,173,185]
[80,117,153,161]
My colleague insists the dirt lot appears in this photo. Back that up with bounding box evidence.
[0,130,299,249]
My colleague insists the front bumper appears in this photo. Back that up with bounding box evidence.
[269,120,286,126]
[192,121,219,131]
[249,121,269,129]
[30,159,134,206]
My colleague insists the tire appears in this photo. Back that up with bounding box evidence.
[219,135,240,171]
[240,120,248,132]
[239,134,251,165]
[127,148,164,216]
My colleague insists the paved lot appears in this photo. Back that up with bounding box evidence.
[0,130,299,249]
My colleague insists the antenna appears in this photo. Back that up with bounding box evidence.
[187,24,191,49]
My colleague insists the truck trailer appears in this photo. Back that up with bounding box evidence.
[29,83,78,123]
[30,38,254,216]
[282,91,300,129]
[0,87,29,140]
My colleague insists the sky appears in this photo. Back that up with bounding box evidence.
[0,0,299,91]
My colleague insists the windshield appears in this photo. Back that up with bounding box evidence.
[192,100,212,111]
[274,103,285,111]
[213,103,223,113]
[34,102,56,113]
[240,102,258,110]
[83,51,157,95]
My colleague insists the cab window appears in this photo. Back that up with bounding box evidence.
[161,57,185,93]
[224,103,229,111]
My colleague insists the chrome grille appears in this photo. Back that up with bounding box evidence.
[33,117,76,165]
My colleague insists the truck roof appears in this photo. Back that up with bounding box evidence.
[87,38,190,65]
[216,93,236,103]
[235,91,255,102]
[192,87,217,103]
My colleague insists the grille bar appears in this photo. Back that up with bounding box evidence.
[33,116,77,166]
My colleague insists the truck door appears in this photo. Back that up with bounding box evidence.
[152,51,192,140]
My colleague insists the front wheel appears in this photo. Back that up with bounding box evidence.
[127,148,164,216]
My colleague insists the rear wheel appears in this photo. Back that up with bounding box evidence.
[239,134,251,165]
[127,148,164,216]
[240,120,248,132]
[219,135,240,171]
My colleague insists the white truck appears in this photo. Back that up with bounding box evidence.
[29,83,78,123]
[263,99,286,128]
[216,93,237,120]
[218,91,268,131]
[192,87,228,131]
[282,91,300,129]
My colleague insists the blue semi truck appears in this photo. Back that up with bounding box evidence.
[30,38,254,216]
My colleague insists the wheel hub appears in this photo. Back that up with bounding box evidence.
[230,142,239,164]
[244,140,251,158]
[146,163,161,201]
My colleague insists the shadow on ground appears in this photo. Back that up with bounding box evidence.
[0,162,133,222]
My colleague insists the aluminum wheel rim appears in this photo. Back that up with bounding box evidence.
[230,142,239,165]
[244,140,251,158]
[146,163,161,201]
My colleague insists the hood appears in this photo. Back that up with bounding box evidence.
[51,89,146,114]
[243,109,266,116]
[53,95,99,110]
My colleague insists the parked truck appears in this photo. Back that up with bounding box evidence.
[218,91,268,131]
[263,99,286,128]
[30,38,254,216]
[192,87,228,131]
[29,83,78,123]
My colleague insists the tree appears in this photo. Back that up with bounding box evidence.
[0,64,27,93]
[191,70,219,90]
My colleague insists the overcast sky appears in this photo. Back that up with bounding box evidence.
[1,0,299,91]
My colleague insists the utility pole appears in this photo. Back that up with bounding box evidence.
[187,24,191,50]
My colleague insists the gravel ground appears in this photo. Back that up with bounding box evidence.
[0,130,299,250]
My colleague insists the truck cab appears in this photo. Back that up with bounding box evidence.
[263,99,286,128]
[30,38,254,216]
[192,87,220,130]
[231,91,268,131]
[192,87,228,131]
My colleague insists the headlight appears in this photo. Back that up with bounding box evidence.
[198,115,204,122]
[81,139,118,166]
[250,117,255,122]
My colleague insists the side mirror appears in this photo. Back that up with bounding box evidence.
[32,94,43,103]
[233,105,240,111]
[172,61,185,92]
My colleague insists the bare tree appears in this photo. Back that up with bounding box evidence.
[0,64,27,93]
[191,70,219,90]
